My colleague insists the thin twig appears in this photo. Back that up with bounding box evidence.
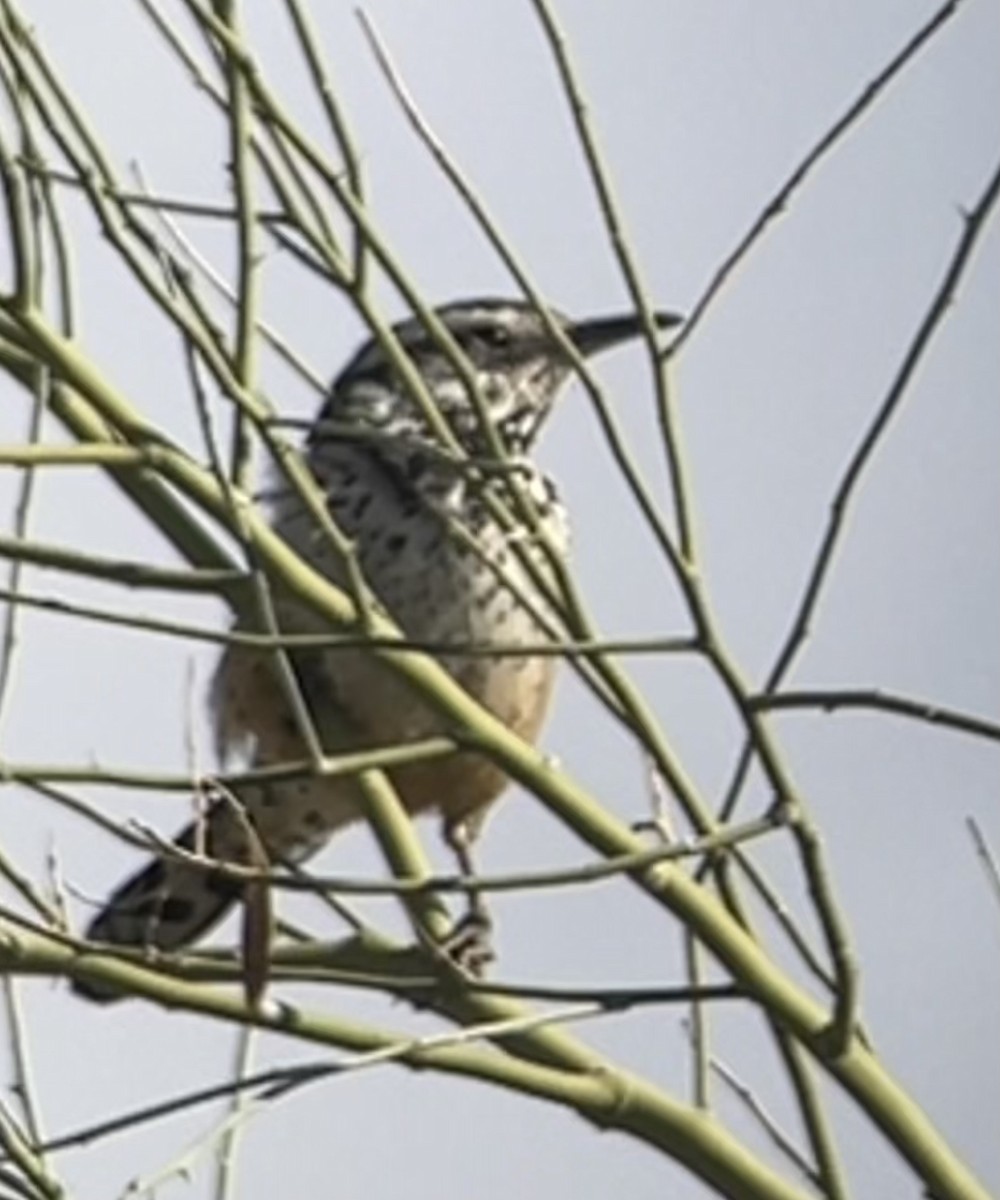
[65,807,781,900]
[214,1027,256,1200]
[129,159,325,393]
[526,0,693,562]
[754,688,1000,745]
[668,0,967,355]
[1,979,47,1149]
[0,583,698,658]
[704,1046,819,1188]
[966,817,1000,915]
[773,1033,849,1200]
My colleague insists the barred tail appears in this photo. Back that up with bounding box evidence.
[73,815,243,1003]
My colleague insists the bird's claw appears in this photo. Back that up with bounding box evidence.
[438,908,495,978]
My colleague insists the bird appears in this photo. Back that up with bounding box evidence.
[73,298,681,1001]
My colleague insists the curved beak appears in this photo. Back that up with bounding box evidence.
[566,309,683,357]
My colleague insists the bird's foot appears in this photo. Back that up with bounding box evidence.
[437,906,495,979]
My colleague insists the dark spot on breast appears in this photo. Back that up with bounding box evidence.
[478,581,500,608]
[386,533,408,554]
[351,492,373,520]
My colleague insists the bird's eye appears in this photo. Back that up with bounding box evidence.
[478,324,511,348]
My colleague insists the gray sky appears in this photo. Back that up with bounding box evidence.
[1,2,998,1197]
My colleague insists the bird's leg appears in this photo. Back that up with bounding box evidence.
[439,815,494,976]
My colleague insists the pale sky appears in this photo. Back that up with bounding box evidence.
[1,3,998,1198]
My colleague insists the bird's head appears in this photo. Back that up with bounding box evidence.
[318,298,682,459]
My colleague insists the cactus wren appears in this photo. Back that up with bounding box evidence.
[74,298,680,1000]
